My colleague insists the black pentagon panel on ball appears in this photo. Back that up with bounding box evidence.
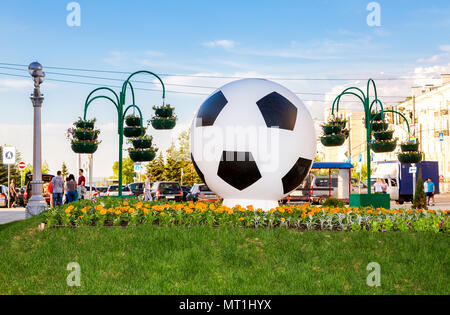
[191,153,206,184]
[282,157,313,194]
[217,151,262,191]
[256,92,298,131]
[196,91,228,127]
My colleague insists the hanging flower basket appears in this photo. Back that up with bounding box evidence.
[74,118,96,130]
[371,122,389,132]
[398,152,423,164]
[153,104,175,118]
[400,142,419,152]
[371,112,383,122]
[342,129,350,139]
[329,117,347,129]
[71,141,99,154]
[124,127,146,138]
[129,148,157,162]
[150,117,177,130]
[125,115,142,127]
[370,140,397,153]
[320,134,346,147]
[74,129,99,141]
[322,124,342,135]
[132,136,153,149]
[373,130,394,141]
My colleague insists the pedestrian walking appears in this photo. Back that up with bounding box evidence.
[9,179,17,208]
[426,178,436,206]
[66,174,78,203]
[374,178,383,193]
[144,174,153,201]
[381,179,388,194]
[51,171,65,207]
[78,169,86,200]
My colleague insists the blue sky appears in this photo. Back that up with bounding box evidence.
[0,0,449,177]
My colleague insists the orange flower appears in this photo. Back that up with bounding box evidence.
[240,217,245,221]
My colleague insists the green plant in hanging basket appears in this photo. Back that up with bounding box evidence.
[153,104,175,118]
[320,134,346,147]
[150,117,177,130]
[398,152,423,164]
[74,117,96,130]
[370,111,384,122]
[71,140,100,154]
[373,129,394,141]
[371,122,389,132]
[330,117,347,129]
[128,147,158,162]
[74,128,100,141]
[400,141,419,152]
[322,123,342,135]
[131,135,153,149]
[124,126,146,138]
[370,139,397,153]
[125,115,142,127]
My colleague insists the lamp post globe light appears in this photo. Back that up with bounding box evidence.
[26,61,48,218]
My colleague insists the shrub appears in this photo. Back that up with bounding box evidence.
[322,197,345,208]
[413,169,427,210]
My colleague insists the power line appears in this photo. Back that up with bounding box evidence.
[0,61,441,82]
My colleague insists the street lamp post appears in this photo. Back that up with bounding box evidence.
[25,62,48,218]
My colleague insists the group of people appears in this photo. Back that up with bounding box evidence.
[49,169,86,207]
[374,177,436,206]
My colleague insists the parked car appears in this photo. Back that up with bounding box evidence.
[0,185,8,208]
[129,182,145,197]
[96,186,108,198]
[181,185,191,201]
[25,174,54,206]
[84,186,100,199]
[106,185,133,197]
[187,184,220,202]
[151,182,183,202]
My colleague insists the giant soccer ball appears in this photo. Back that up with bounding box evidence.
[190,79,316,210]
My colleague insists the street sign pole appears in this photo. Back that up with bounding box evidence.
[410,164,417,198]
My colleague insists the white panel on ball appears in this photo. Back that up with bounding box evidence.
[190,78,316,210]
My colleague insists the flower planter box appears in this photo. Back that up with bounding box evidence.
[154,107,174,118]
[373,130,394,141]
[350,193,390,209]
[124,127,145,138]
[398,152,422,164]
[71,141,98,154]
[322,125,342,135]
[151,117,177,130]
[125,116,142,127]
[400,143,419,152]
[132,139,152,149]
[74,121,95,129]
[370,140,397,153]
[371,122,389,132]
[129,149,156,162]
[320,134,346,147]
[74,130,98,141]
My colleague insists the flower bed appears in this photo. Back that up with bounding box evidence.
[43,199,450,233]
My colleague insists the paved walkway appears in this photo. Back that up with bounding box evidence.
[0,208,25,225]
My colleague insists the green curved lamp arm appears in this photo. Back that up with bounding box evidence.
[83,95,119,120]
[124,104,144,128]
[370,109,410,135]
[84,87,120,109]
[331,89,366,116]
[366,79,378,105]
[369,99,385,121]
[121,70,166,105]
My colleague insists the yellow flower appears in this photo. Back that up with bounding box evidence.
[123,201,129,206]
[66,213,71,217]
[240,217,245,221]
[115,210,121,215]
[64,208,71,214]
[281,218,286,222]
[100,209,107,215]
[81,208,86,214]
[160,212,166,216]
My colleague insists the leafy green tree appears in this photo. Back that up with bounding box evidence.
[112,157,135,184]
[61,162,69,178]
[413,169,427,210]
[146,152,165,181]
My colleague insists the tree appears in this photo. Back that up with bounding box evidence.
[413,169,427,210]
[61,162,69,178]
[112,157,135,184]
[146,152,165,181]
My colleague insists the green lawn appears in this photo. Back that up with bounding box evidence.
[0,214,448,295]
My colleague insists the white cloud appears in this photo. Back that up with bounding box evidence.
[418,45,450,63]
[0,79,31,89]
[203,40,237,49]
